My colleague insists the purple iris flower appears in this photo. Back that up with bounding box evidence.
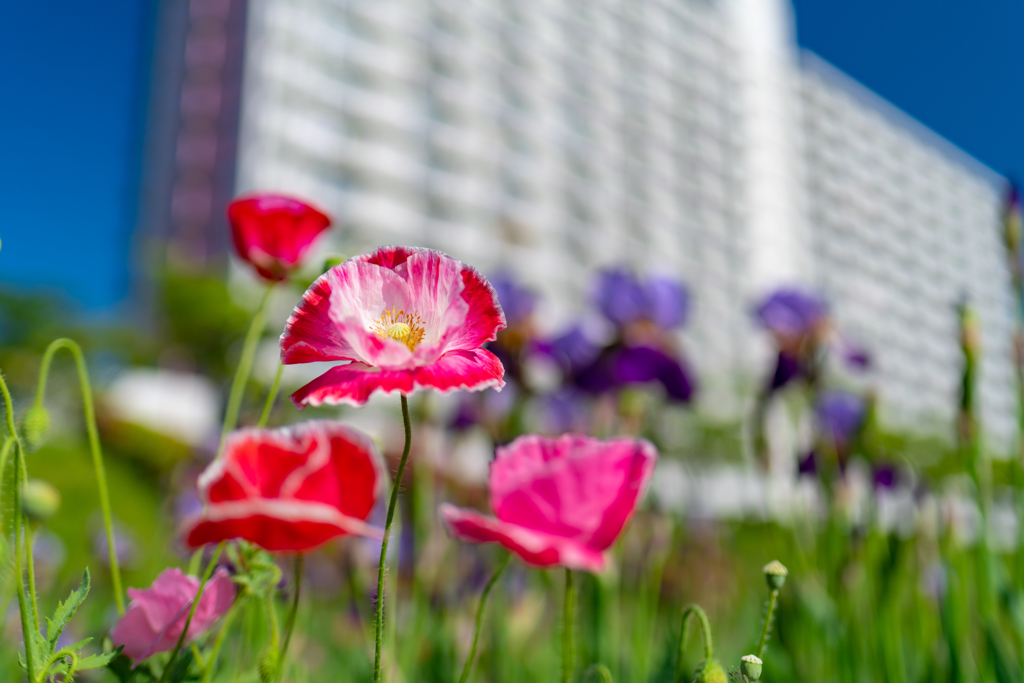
[769,351,802,391]
[490,272,536,326]
[872,463,898,490]
[594,269,689,329]
[756,288,827,338]
[540,389,589,434]
[575,344,694,403]
[546,326,600,374]
[816,390,867,449]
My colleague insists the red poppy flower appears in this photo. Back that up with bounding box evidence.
[280,245,506,407]
[227,193,332,281]
[441,434,657,572]
[183,421,384,553]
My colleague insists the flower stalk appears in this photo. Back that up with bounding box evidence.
[278,554,304,681]
[34,338,124,614]
[158,542,225,683]
[458,552,511,683]
[563,568,576,683]
[676,604,714,682]
[372,393,413,683]
[216,285,274,458]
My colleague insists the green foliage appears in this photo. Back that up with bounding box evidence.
[19,568,123,682]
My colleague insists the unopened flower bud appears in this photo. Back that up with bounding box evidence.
[741,654,762,681]
[693,659,727,683]
[22,404,51,451]
[22,479,61,522]
[763,560,788,590]
[258,646,281,683]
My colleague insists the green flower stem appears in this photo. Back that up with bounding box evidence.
[216,285,274,457]
[264,593,280,649]
[258,361,284,428]
[0,373,34,681]
[159,542,225,683]
[35,338,125,614]
[0,436,13,531]
[757,590,779,659]
[563,568,576,683]
[372,394,413,683]
[12,443,36,683]
[583,664,614,683]
[278,554,304,681]
[25,521,39,631]
[201,596,246,683]
[458,552,511,683]
[676,604,714,682]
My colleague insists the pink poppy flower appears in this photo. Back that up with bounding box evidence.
[111,568,234,661]
[281,245,506,407]
[440,434,657,572]
[228,193,331,281]
[183,421,384,553]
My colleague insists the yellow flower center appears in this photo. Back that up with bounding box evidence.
[372,308,425,351]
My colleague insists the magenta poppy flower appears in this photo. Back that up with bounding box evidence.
[111,568,235,661]
[440,434,657,572]
[182,421,384,553]
[227,193,332,281]
[281,246,506,407]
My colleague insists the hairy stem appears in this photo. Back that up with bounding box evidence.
[458,552,511,683]
[676,604,714,682]
[217,285,274,457]
[258,361,284,428]
[35,338,125,614]
[12,443,35,682]
[278,554,304,681]
[201,596,246,683]
[372,394,413,683]
[159,542,225,683]
[757,590,779,658]
[563,568,576,683]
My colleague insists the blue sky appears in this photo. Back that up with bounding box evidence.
[0,2,1020,309]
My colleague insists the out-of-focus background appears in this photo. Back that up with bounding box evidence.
[2,1,1023,681]
[3,0,1022,448]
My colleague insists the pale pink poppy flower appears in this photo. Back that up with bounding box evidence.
[281,245,506,407]
[440,434,657,572]
[110,568,235,661]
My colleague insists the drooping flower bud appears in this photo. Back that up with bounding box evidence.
[258,646,281,683]
[22,479,61,522]
[763,560,788,590]
[692,659,727,683]
[22,404,51,451]
[740,654,763,681]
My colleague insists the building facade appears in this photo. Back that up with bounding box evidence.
[142,0,1013,448]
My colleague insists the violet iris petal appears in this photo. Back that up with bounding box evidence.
[645,277,689,329]
[797,451,817,477]
[872,463,898,490]
[756,288,827,337]
[594,269,690,329]
[490,273,537,326]
[594,269,649,326]
[611,346,694,402]
[769,351,802,391]
[548,327,600,374]
[816,390,867,448]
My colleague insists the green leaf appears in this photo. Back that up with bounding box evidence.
[75,645,124,671]
[46,567,91,650]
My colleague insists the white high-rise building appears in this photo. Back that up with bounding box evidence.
[231,0,1014,449]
